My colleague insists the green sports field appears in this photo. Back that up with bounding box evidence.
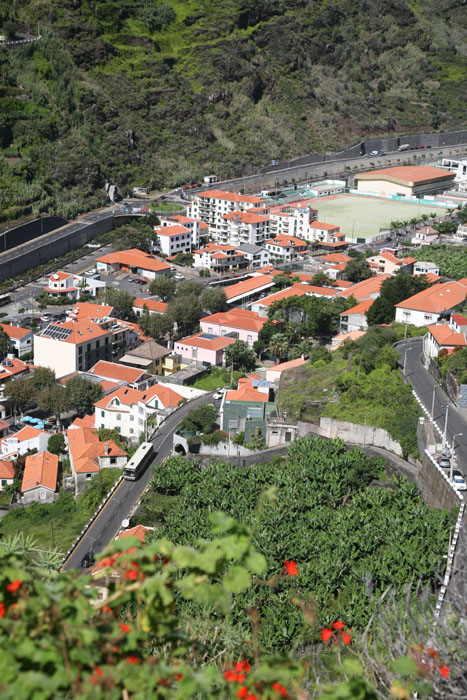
[312,194,448,240]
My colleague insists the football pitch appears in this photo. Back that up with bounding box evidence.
[312,194,448,239]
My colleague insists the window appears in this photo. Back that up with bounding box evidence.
[116,413,121,421]
[130,415,134,421]
[101,410,105,417]
[1,479,6,487]
[110,457,116,464]
[86,474,92,479]
[247,335,252,345]
[129,428,134,435]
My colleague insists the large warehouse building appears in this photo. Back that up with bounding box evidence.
[355,165,455,198]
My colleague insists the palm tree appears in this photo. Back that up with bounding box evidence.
[421,214,429,223]
[269,333,288,362]
[291,340,311,359]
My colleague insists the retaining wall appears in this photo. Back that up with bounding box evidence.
[0,216,67,252]
[319,417,403,456]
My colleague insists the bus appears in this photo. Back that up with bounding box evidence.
[123,442,154,481]
[0,293,11,307]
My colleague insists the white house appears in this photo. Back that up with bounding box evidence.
[1,426,52,458]
[159,214,207,248]
[413,261,440,277]
[305,221,342,244]
[153,224,192,257]
[94,383,184,440]
[192,243,247,272]
[21,451,59,504]
[395,280,467,327]
[264,234,308,262]
[268,204,317,240]
[423,314,467,359]
[237,243,270,269]
[0,459,15,490]
[132,298,168,318]
[411,226,439,246]
[44,271,105,300]
[0,324,34,357]
[339,299,374,333]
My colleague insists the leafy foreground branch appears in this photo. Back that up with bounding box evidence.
[0,506,464,699]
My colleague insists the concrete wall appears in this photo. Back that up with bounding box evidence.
[0,215,114,282]
[319,417,404,456]
[0,216,67,251]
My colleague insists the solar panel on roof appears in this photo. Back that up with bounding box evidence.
[43,324,72,341]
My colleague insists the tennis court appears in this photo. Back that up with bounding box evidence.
[312,194,448,239]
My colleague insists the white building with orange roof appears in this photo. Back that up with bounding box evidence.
[250,283,310,316]
[0,459,15,490]
[366,251,414,276]
[187,189,265,239]
[413,261,440,277]
[264,234,308,262]
[153,223,192,257]
[331,330,367,350]
[174,332,237,367]
[1,355,33,416]
[159,214,208,248]
[0,323,34,357]
[44,270,106,300]
[192,242,247,272]
[94,383,185,440]
[265,357,307,384]
[132,298,168,318]
[1,425,52,459]
[220,210,270,247]
[223,274,275,306]
[66,425,127,494]
[305,221,341,244]
[423,314,467,359]
[200,308,267,346]
[336,274,391,302]
[267,202,316,240]
[339,299,374,333]
[87,360,154,390]
[319,252,352,266]
[411,226,439,246]
[66,302,114,321]
[395,280,467,327]
[21,451,59,504]
[96,248,171,279]
[355,165,455,197]
[34,319,113,377]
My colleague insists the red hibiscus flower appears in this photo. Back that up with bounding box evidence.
[321,628,334,642]
[342,631,352,645]
[235,660,251,673]
[6,580,21,593]
[0,602,5,619]
[272,681,289,697]
[119,623,131,633]
[331,620,345,630]
[284,560,298,576]
[127,655,139,664]
[125,570,138,580]
[439,666,450,679]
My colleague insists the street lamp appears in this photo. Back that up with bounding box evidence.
[450,433,462,482]
[403,347,413,375]
[443,405,449,447]
[431,386,436,421]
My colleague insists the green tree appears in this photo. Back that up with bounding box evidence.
[176,280,203,298]
[200,287,227,314]
[66,376,103,415]
[37,385,70,422]
[179,404,217,434]
[245,426,267,450]
[149,275,176,301]
[366,272,429,325]
[146,313,173,341]
[173,252,194,267]
[271,274,293,290]
[224,340,256,372]
[167,298,202,336]
[6,378,34,416]
[32,367,56,391]
[310,271,332,287]
[47,433,66,455]
[344,259,373,283]
[269,332,289,361]
[0,327,10,358]
[104,288,135,320]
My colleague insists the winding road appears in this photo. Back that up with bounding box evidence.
[62,391,215,571]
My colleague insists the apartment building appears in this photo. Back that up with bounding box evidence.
[188,190,264,239]
[174,332,236,367]
[219,211,270,247]
[269,205,316,240]
[159,214,208,249]
[237,243,270,269]
[153,224,192,257]
[192,243,247,272]
[264,234,308,262]
[306,221,344,244]
[34,320,113,378]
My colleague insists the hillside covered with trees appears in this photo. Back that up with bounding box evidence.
[1,0,467,219]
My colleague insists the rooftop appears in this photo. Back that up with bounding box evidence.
[265,234,308,248]
[340,299,374,316]
[254,283,309,308]
[395,280,467,313]
[267,357,308,373]
[201,308,267,333]
[22,451,58,492]
[88,360,145,384]
[319,253,351,264]
[124,339,170,361]
[0,323,32,339]
[40,319,110,344]
[97,248,171,273]
[133,298,168,314]
[68,302,113,320]
[336,274,390,300]
[427,323,467,347]
[154,224,191,237]
[223,274,274,301]
[0,460,15,480]
[197,189,263,204]
[176,332,237,351]
[356,165,455,185]
[222,211,270,224]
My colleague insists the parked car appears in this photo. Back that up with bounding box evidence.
[136,279,147,285]
[453,470,466,490]
[213,391,224,400]
[80,551,95,568]
[41,314,52,322]
[369,150,379,156]
[174,273,184,281]
[437,456,451,469]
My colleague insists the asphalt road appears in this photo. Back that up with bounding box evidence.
[398,338,467,474]
[62,391,215,571]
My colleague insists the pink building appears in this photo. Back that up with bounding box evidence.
[174,332,236,367]
[200,309,267,347]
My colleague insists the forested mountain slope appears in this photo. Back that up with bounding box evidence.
[0,0,466,218]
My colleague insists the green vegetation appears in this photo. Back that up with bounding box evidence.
[0,469,122,552]
[279,326,421,456]
[224,339,257,371]
[192,366,244,391]
[149,439,451,657]
[413,244,467,280]
[1,1,466,219]
[437,346,467,385]
[366,272,430,325]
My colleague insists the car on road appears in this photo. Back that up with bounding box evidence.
[213,391,224,400]
[41,314,52,322]
[80,551,95,568]
[369,150,379,156]
[174,273,184,281]
[453,470,466,490]
[136,279,147,285]
[437,456,451,469]
[128,277,137,283]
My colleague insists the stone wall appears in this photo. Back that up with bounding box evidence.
[319,417,403,457]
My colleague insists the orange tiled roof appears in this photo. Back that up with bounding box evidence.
[68,302,113,319]
[95,383,183,411]
[267,357,307,373]
[5,426,50,443]
[197,189,263,204]
[427,324,467,347]
[222,211,270,224]
[66,426,126,474]
[255,283,309,307]
[340,299,374,315]
[265,234,307,248]
[0,357,30,381]
[223,275,274,301]
[306,285,338,297]
[70,413,95,428]
[336,274,390,300]
[451,314,467,325]
[0,460,15,480]
[41,319,110,344]
[22,451,58,492]
[395,280,467,313]
[176,332,236,352]
[154,224,191,237]
[310,221,340,230]
[356,165,455,185]
[89,360,145,384]
[225,376,269,402]
[332,280,353,288]
[201,308,267,333]
[319,253,351,264]
[96,249,171,272]
[133,298,168,314]
[0,323,31,339]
